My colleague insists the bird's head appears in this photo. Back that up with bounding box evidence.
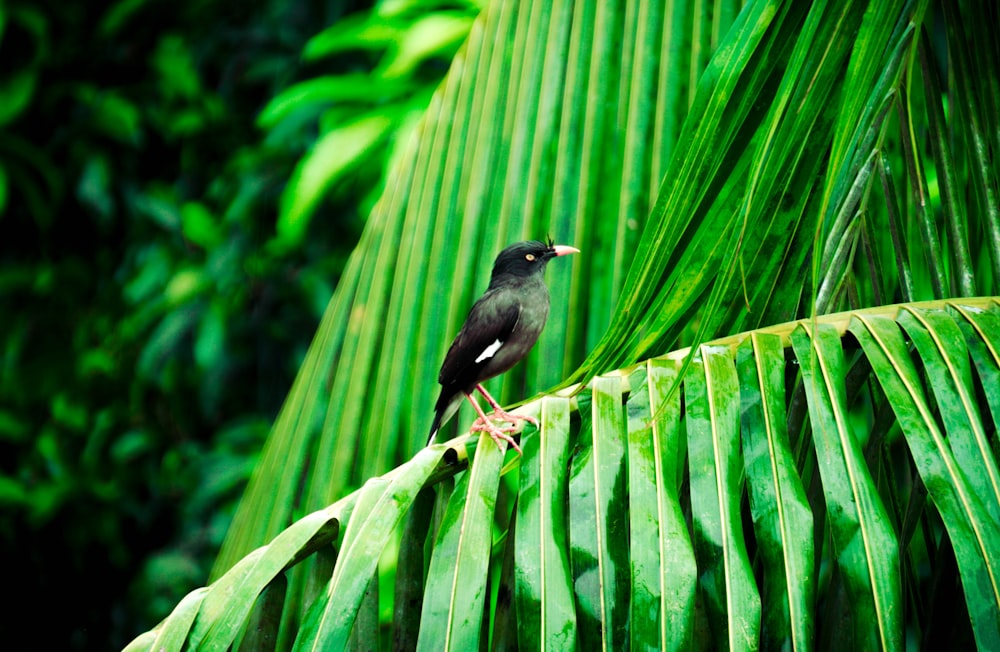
[489,240,580,281]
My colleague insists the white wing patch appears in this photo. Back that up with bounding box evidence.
[475,339,503,363]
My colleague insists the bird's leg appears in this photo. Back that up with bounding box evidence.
[464,393,522,454]
[474,384,540,429]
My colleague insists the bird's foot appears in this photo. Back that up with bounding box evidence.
[471,408,539,454]
[470,418,523,454]
[489,407,539,431]
[473,385,540,432]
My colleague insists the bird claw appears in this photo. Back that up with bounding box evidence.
[470,409,538,455]
[470,418,523,454]
[471,420,518,433]
[488,408,539,429]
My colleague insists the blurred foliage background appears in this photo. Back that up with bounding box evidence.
[0,0,477,648]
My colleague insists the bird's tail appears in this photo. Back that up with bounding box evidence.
[427,410,443,445]
[428,391,462,445]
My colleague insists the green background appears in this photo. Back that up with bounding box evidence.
[0,0,471,647]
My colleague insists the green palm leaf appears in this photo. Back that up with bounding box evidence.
[792,323,902,650]
[416,436,504,650]
[128,300,1000,650]
[126,0,1000,648]
[687,346,762,650]
[569,373,630,650]
[625,359,697,649]
[737,333,813,649]
[851,312,1000,647]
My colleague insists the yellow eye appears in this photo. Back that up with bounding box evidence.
[525,254,536,261]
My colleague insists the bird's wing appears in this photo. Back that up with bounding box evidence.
[438,287,521,388]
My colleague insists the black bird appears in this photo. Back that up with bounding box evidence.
[428,240,579,453]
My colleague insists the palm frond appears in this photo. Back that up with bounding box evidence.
[133,0,1000,648]
[128,299,1000,650]
[213,0,745,578]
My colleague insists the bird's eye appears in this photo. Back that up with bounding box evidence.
[525,254,535,261]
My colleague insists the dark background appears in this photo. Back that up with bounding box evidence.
[0,0,468,647]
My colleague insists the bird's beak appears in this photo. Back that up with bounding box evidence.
[551,245,580,257]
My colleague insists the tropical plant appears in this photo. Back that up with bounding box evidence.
[127,0,1000,649]
[1,0,475,646]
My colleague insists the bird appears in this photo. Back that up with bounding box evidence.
[428,239,579,454]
